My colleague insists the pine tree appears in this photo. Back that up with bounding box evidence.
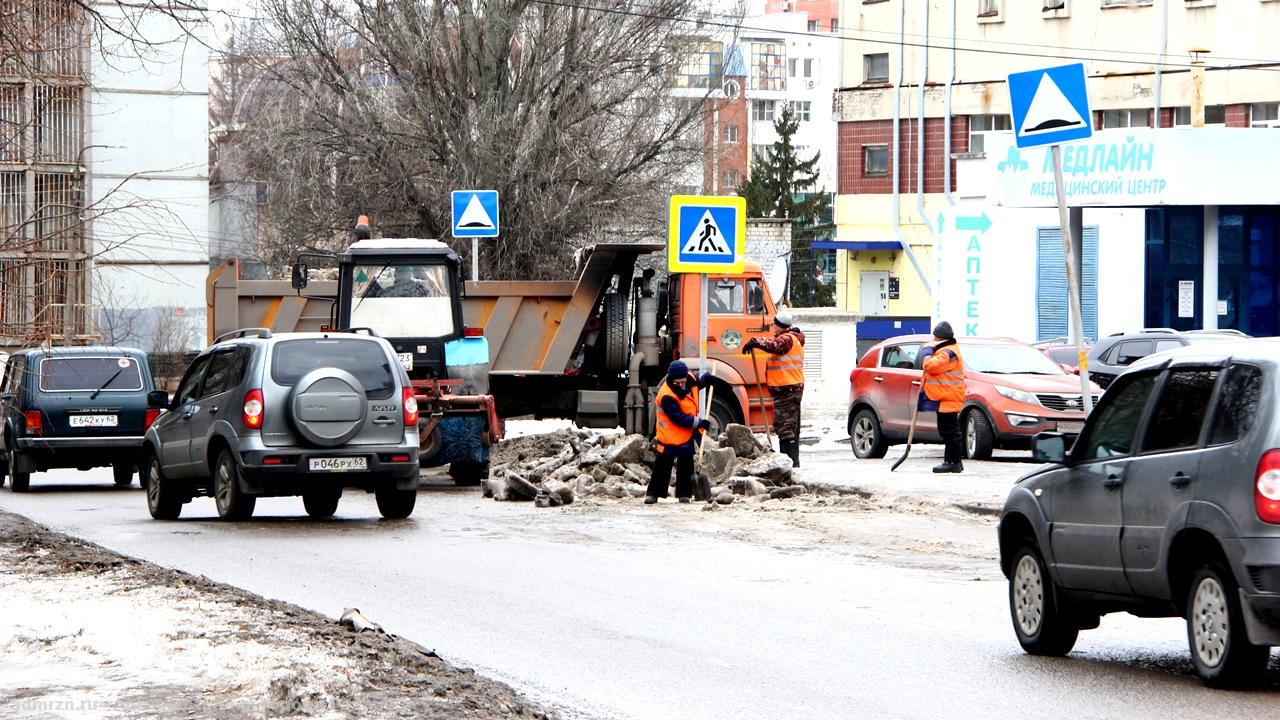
[737,104,834,307]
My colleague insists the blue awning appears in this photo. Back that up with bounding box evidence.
[811,240,902,251]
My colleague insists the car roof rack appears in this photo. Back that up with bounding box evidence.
[1186,328,1249,336]
[213,327,273,344]
[338,327,381,337]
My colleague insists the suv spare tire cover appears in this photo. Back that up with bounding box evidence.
[288,368,369,447]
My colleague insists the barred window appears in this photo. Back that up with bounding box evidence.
[34,85,81,162]
[31,0,85,77]
[1,172,24,243]
[0,259,28,334]
[0,83,23,161]
[33,258,69,336]
[34,172,79,252]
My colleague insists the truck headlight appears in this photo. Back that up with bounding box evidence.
[995,385,1038,406]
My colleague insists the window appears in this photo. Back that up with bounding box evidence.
[272,339,396,400]
[864,144,889,175]
[807,20,819,31]
[33,86,82,163]
[723,169,740,190]
[1143,368,1220,452]
[791,101,811,121]
[1209,364,1262,445]
[1107,340,1154,366]
[1102,0,1153,6]
[831,19,839,31]
[1101,109,1150,128]
[674,41,723,89]
[1077,372,1158,460]
[350,262,456,338]
[1252,102,1280,128]
[788,58,797,77]
[709,279,745,314]
[1044,0,1066,8]
[968,114,1011,154]
[752,143,772,163]
[752,100,776,122]
[38,356,144,393]
[0,84,23,162]
[175,356,211,406]
[863,53,889,83]
[3,356,27,396]
[978,0,1001,17]
[747,279,766,314]
[200,348,248,398]
[750,40,785,91]
[803,59,814,78]
[880,344,922,370]
[723,124,739,143]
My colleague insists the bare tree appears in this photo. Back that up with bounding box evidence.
[221,0,733,280]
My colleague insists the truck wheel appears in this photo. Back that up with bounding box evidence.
[376,485,416,519]
[964,409,995,460]
[849,409,888,459]
[707,395,740,439]
[146,452,183,521]
[113,462,135,487]
[9,450,30,493]
[213,449,255,521]
[303,490,341,519]
[1009,540,1078,656]
[450,460,489,486]
[603,290,630,375]
[1186,562,1270,687]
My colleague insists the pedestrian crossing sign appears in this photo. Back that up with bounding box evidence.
[668,195,745,273]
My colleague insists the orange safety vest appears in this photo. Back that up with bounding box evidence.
[655,379,700,451]
[922,345,966,413]
[765,337,805,388]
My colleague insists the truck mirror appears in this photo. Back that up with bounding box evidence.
[291,262,309,290]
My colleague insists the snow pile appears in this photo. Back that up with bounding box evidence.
[484,424,805,506]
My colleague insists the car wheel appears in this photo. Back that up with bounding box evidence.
[302,491,341,519]
[1009,541,1078,656]
[1186,563,1270,687]
[113,462,135,487]
[146,452,183,521]
[964,410,995,460]
[849,409,888,459]
[9,450,30,493]
[375,485,416,519]
[213,449,256,521]
[450,460,489,487]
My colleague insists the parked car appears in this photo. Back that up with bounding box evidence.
[1087,328,1250,390]
[142,329,421,521]
[0,346,158,492]
[1031,338,1092,372]
[1000,340,1280,687]
[847,335,1101,460]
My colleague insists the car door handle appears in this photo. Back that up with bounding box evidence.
[1104,474,1124,490]
[180,409,195,420]
[873,376,884,382]
[207,405,219,414]
[372,417,396,426]
[911,381,922,386]
[1169,472,1192,489]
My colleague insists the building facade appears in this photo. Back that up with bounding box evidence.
[832,0,1280,337]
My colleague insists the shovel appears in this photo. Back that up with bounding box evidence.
[750,348,773,452]
[890,389,923,472]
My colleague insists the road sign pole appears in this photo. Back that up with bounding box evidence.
[1051,144,1093,414]
[471,237,479,282]
[699,273,709,367]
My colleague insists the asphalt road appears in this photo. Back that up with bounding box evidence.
[4,460,1280,719]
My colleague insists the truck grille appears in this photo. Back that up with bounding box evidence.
[1037,394,1099,412]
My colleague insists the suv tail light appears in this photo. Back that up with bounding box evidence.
[242,389,264,429]
[1256,450,1280,524]
[402,387,419,427]
[24,410,42,436]
[145,408,161,429]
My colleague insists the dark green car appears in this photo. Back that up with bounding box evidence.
[0,346,159,492]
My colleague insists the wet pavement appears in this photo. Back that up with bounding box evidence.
[2,452,1279,719]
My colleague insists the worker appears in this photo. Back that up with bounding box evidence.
[368,266,428,298]
[741,307,805,467]
[646,360,711,505]
[920,321,966,473]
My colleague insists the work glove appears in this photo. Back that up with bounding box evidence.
[740,338,759,355]
[697,418,712,431]
[698,372,712,388]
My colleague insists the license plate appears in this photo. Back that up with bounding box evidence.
[1057,421,1084,434]
[69,414,118,428]
[308,456,368,473]
[396,353,414,371]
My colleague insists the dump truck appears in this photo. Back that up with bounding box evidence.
[208,229,500,484]
[208,241,784,443]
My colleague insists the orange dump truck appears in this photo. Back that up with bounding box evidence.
[208,242,780,438]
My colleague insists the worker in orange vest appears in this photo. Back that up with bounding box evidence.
[921,321,966,473]
[741,307,806,467]
[646,360,711,504]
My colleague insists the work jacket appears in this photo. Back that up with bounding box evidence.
[922,340,966,414]
[655,378,700,454]
[760,328,806,390]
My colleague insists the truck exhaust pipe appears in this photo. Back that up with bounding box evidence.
[635,269,660,368]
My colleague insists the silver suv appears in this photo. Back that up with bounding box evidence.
[142,329,420,521]
[1000,340,1280,686]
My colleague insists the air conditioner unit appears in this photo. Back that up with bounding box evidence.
[805,79,816,89]
[780,1,792,10]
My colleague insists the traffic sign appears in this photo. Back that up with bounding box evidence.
[1007,63,1093,149]
[667,195,745,273]
[451,190,500,238]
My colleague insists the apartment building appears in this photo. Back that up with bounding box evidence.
[833,0,1280,340]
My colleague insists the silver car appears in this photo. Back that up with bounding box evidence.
[142,329,421,521]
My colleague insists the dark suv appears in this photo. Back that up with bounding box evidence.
[142,329,420,521]
[1000,340,1280,686]
[0,346,157,492]
[1086,328,1250,390]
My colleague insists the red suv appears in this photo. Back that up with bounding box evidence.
[847,335,1102,460]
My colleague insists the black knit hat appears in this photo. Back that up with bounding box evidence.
[667,360,689,381]
[932,321,955,340]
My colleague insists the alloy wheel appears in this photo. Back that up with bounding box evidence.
[965,417,977,457]
[854,417,876,456]
[1013,554,1045,637]
[1192,576,1229,668]
[147,459,162,508]
[215,457,233,514]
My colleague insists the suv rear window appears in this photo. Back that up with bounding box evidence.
[39,357,144,392]
[270,339,395,400]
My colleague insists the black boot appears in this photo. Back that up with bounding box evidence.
[781,440,800,468]
[932,460,964,474]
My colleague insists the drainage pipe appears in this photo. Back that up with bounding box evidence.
[944,0,956,205]
[893,0,932,295]
[1153,0,1167,127]
[914,0,933,243]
